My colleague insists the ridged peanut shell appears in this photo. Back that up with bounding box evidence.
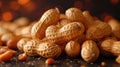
[81,40,100,62]
[17,38,31,51]
[31,8,60,39]
[86,22,112,40]
[36,42,62,58]
[108,19,120,39]
[23,39,40,56]
[65,41,80,57]
[45,22,85,44]
[65,8,85,22]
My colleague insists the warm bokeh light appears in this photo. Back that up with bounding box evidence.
[0,0,119,22]
[74,1,83,9]
[10,1,20,11]
[0,1,2,8]
[22,1,36,12]
[2,11,13,21]
[18,0,30,5]
[104,15,113,22]
[110,0,119,5]
[101,13,113,22]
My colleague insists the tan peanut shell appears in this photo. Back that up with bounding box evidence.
[116,55,120,64]
[81,40,100,62]
[45,22,85,44]
[23,39,40,56]
[108,19,120,39]
[31,8,60,39]
[20,25,32,38]
[65,8,86,23]
[65,41,80,57]
[13,17,29,27]
[0,27,10,36]
[1,33,14,43]
[17,38,31,51]
[101,39,120,56]
[86,22,112,40]
[111,42,120,56]
[36,42,62,58]
[82,11,95,29]
[57,19,71,27]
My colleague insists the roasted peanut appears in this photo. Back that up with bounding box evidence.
[23,39,40,56]
[31,8,60,39]
[13,17,29,27]
[57,19,71,27]
[101,39,120,56]
[65,41,80,57]
[45,58,55,65]
[108,19,120,39]
[116,55,120,64]
[86,22,112,40]
[82,11,95,29]
[0,27,10,36]
[18,53,27,61]
[0,50,14,61]
[81,40,100,62]
[17,38,31,51]
[36,42,62,58]
[45,22,85,44]
[0,46,10,54]
[7,36,22,49]
[1,33,14,44]
[14,26,32,38]
[65,8,86,23]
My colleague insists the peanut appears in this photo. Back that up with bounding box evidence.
[101,39,120,56]
[6,36,22,49]
[108,19,120,39]
[45,22,85,44]
[65,40,80,57]
[86,22,112,40]
[18,53,27,61]
[57,19,71,27]
[15,26,32,38]
[23,39,40,56]
[82,11,95,29]
[116,55,120,64]
[31,8,60,39]
[17,38,31,51]
[81,40,100,62]
[36,42,62,58]
[1,33,14,44]
[45,58,55,65]
[65,8,86,23]
[0,50,14,61]
[0,46,10,54]
[13,17,29,27]
[0,27,10,36]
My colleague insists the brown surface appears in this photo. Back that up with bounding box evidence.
[0,51,120,67]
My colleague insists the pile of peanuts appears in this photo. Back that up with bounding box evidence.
[0,7,120,64]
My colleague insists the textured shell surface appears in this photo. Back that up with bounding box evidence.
[31,8,60,39]
[36,42,62,58]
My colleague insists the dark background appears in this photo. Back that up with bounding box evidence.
[0,0,120,22]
